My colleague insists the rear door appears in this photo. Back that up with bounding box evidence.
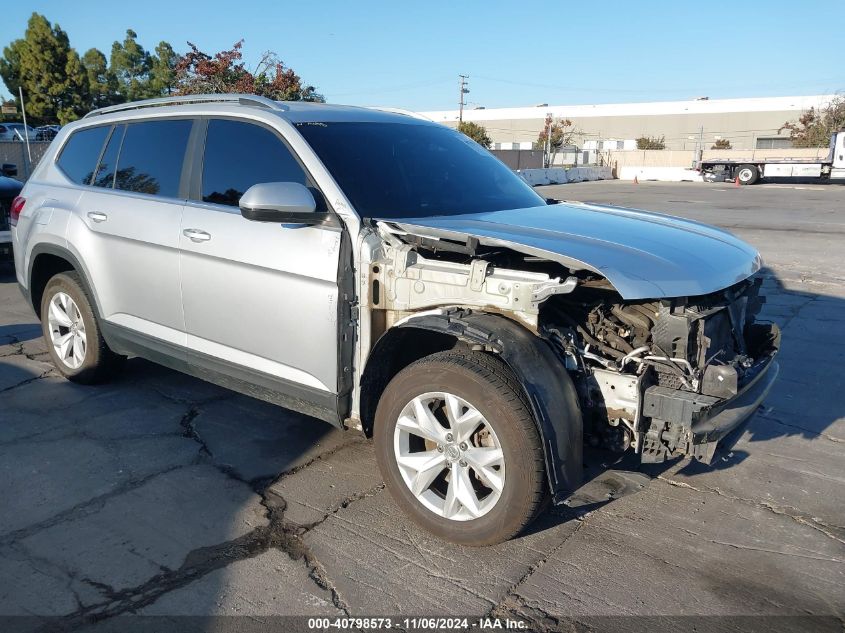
[71,118,193,350]
[179,118,343,420]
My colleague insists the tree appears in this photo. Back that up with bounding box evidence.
[457,121,491,148]
[534,115,578,166]
[636,135,666,150]
[711,138,732,150]
[83,48,120,108]
[0,13,90,124]
[780,95,845,147]
[110,29,153,101]
[60,49,90,123]
[150,42,177,96]
[174,40,324,102]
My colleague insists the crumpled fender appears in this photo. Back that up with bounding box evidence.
[395,309,583,503]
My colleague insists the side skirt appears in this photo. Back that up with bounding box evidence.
[101,322,343,426]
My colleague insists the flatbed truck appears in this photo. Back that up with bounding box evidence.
[697,130,845,185]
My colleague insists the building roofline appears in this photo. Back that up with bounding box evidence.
[419,94,839,122]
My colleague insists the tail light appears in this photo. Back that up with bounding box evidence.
[10,196,25,227]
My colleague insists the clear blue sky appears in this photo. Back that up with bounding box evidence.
[1,0,842,110]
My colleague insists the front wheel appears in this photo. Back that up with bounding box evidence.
[374,351,547,545]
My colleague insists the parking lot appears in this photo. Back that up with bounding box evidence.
[1,180,843,631]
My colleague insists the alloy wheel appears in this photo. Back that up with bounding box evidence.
[47,292,87,369]
[393,391,505,521]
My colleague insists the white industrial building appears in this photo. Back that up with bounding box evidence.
[420,94,837,151]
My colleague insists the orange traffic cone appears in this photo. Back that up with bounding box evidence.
[633,175,639,185]
[734,175,740,187]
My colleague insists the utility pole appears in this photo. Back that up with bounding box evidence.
[458,75,469,124]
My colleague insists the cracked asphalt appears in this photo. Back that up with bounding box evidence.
[0,181,843,632]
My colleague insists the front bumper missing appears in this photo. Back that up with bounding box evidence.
[641,352,779,464]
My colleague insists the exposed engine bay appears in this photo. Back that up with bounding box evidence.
[367,221,781,465]
[540,276,780,462]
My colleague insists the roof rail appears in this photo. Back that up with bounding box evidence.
[83,94,287,118]
[367,107,432,122]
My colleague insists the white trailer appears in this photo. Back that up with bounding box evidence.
[698,131,845,185]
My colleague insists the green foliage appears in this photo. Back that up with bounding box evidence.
[711,138,732,150]
[1,14,326,124]
[174,41,324,102]
[457,121,492,148]
[636,135,666,150]
[0,13,90,124]
[82,48,120,109]
[110,29,154,101]
[150,42,177,96]
[781,95,845,147]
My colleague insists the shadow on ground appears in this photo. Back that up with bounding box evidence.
[1,260,843,629]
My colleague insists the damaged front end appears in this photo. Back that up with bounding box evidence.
[367,218,779,472]
[542,277,780,464]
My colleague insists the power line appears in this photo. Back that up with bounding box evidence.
[472,75,844,95]
[328,77,452,98]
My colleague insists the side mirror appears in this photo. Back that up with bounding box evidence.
[239,182,329,224]
[1,163,17,178]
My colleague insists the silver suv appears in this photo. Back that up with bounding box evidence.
[12,95,779,545]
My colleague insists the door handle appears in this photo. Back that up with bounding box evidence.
[87,212,108,223]
[183,228,211,242]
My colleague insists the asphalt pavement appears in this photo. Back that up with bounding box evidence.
[1,180,843,632]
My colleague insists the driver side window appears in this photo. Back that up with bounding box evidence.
[201,119,310,207]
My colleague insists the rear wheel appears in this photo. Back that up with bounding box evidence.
[41,272,124,384]
[374,351,547,545]
[736,164,759,185]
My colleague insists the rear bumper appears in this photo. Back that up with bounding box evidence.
[642,351,779,464]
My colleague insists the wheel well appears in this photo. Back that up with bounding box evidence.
[359,328,467,436]
[30,253,76,318]
[360,311,584,501]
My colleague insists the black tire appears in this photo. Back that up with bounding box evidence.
[374,350,547,545]
[736,164,759,185]
[40,271,124,384]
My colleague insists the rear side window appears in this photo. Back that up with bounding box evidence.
[201,119,307,207]
[114,120,192,198]
[56,126,110,185]
[91,125,125,189]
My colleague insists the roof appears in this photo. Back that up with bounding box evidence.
[82,94,432,125]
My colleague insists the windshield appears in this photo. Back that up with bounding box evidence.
[296,121,544,219]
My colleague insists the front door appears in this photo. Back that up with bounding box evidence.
[179,118,343,419]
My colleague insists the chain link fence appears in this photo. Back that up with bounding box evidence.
[0,141,52,180]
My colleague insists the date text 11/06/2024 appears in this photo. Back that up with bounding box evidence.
[306,617,528,630]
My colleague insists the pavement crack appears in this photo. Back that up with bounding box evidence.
[0,465,188,547]
[296,482,386,532]
[273,434,369,482]
[706,538,843,563]
[656,475,845,544]
[0,368,52,394]
[487,511,591,625]
[300,546,352,616]
[48,502,307,626]
[757,412,845,444]
[179,406,211,458]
